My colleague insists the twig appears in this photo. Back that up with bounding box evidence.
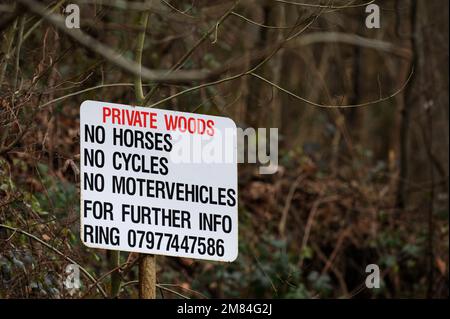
[143,0,240,105]
[231,11,296,29]
[146,8,321,108]
[38,83,137,109]
[160,0,195,18]
[279,174,305,238]
[274,0,375,9]
[299,195,339,268]
[289,32,412,59]
[121,281,190,299]
[134,8,150,104]
[249,67,414,109]
[16,0,209,84]
[81,258,138,298]
[0,223,108,298]
[158,283,208,299]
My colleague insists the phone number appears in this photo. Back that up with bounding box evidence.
[127,230,225,257]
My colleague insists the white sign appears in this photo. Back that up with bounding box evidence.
[80,100,238,262]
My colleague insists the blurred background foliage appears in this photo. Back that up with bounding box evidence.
[0,0,448,298]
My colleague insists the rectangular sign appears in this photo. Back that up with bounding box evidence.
[80,100,238,262]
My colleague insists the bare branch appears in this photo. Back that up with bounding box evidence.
[274,0,375,9]
[0,223,108,298]
[16,0,209,84]
[249,67,414,108]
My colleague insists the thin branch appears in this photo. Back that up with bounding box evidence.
[160,0,195,18]
[0,17,18,89]
[22,0,66,42]
[13,15,25,100]
[147,7,321,108]
[38,83,136,109]
[0,94,42,156]
[0,8,20,34]
[278,174,305,238]
[16,0,209,84]
[249,67,414,109]
[231,11,295,29]
[274,0,375,9]
[121,280,190,299]
[158,283,208,299]
[298,196,340,268]
[81,257,139,298]
[74,0,193,23]
[289,31,412,59]
[0,223,108,298]
[174,1,238,70]
[147,72,246,108]
[31,3,410,113]
[134,9,150,104]
[143,0,240,104]
[156,284,190,299]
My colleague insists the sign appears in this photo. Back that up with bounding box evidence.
[80,100,238,262]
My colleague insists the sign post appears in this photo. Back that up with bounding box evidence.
[80,100,238,297]
[134,9,154,300]
[139,254,156,299]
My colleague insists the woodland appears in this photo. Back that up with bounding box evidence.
[0,0,448,298]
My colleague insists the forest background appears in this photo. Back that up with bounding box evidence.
[0,0,448,298]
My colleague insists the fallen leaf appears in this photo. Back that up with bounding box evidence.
[436,257,446,275]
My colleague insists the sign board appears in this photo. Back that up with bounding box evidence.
[80,100,238,262]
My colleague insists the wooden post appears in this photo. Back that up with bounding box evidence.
[139,254,156,299]
[109,250,121,298]
[134,6,155,299]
